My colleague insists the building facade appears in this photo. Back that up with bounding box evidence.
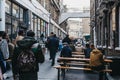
[67,19,82,38]
[90,0,120,55]
[0,0,66,40]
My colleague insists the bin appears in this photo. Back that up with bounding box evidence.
[107,56,120,76]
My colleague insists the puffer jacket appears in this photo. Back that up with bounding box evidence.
[0,39,9,59]
[12,37,44,75]
[89,49,104,67]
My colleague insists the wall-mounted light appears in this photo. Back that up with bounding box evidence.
[0,18,2,21]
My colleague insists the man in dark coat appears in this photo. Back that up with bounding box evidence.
[48,34,59,66]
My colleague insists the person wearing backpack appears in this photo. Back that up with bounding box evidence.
[12,30,45,80]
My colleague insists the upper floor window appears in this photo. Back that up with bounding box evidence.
[12,3,19,18]
[5,0,11,14]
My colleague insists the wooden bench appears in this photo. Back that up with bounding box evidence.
[72,52,84,55]
[59,62,90,66]
[58,57,113,63]
[54,66,112,80]
[72,54,85,58]
[56,57,113,80]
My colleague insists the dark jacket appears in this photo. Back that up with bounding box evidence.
[62,37,71,44]
[84,48,92,58]
[60,45,72,57]
[48,36,59,50]
[12,37,44,75]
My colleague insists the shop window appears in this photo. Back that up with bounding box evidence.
[41,20,44,34]
[12,3,19,18]
[20,8,23,21]
[5,0,11,14]
[38,19,41,37]
[32,15,35,31]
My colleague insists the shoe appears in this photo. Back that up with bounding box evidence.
[49,58,52,60]
[51,63,55,66]
[3,73,9,79]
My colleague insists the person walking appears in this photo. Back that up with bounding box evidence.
[12,30,44,80]
[48,34,59,66]
[45,32,54,59]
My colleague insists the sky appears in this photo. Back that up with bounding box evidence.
[63,0,90,10]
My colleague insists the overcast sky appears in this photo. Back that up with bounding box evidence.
[63,0,90,9]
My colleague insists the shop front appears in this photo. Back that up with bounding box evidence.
[32,13,48,40]
[5,0,28,39]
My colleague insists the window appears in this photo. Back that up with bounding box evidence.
[41,20,44,34]
[109,13,113,47]
[38,19,41,37]
[20,8,23,21]
[12,3,19,18]
[5,0,11,14]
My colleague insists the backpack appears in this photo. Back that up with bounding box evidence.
[31,43,45,63]
[17,49,36,72]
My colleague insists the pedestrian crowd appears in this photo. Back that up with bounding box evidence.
[0,29,105,80]
[0,30,77,80]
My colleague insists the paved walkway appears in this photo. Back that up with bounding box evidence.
[5,50,120,80]
[5,51,59,80]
